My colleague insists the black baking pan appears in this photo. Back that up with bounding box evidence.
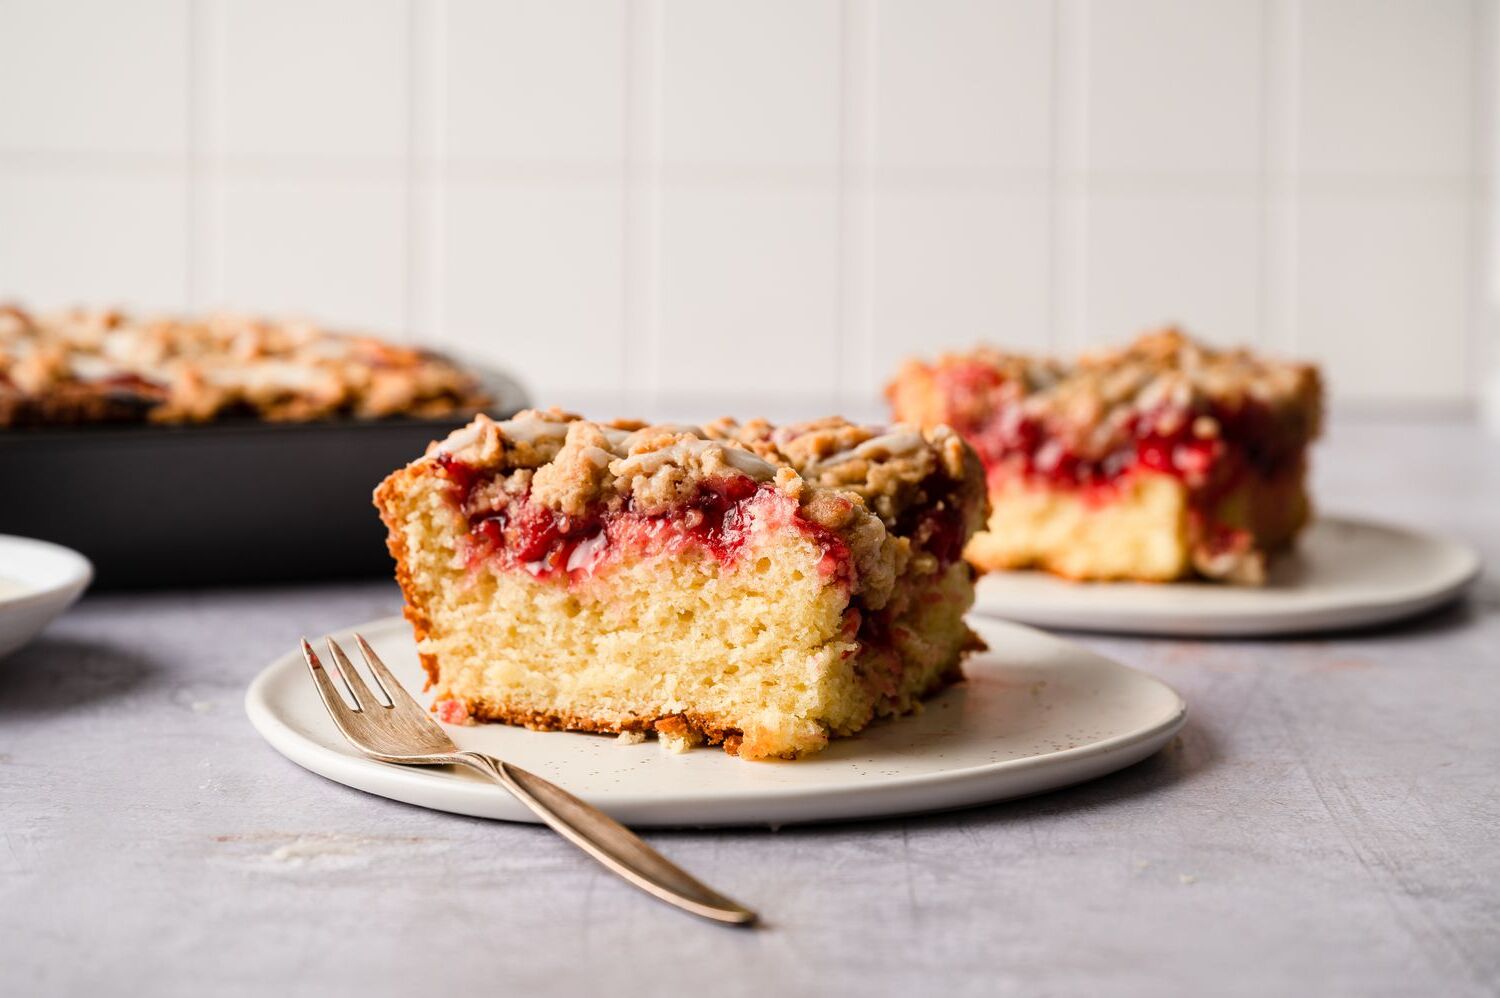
[0,368,526,588]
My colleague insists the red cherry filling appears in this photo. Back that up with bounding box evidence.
[434,456,852,586]
[937,376,1307,564]
[435,452,483,498]
[952,398,1296,503]
[96,372,168,395]
[895,473,970,569]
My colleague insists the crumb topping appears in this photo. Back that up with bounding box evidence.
[703,417,989,576]
[0,303,488,426]
[427,410,781,516]
[420,410,990,606]
[888,328,1322,463]
[710,417,984,529]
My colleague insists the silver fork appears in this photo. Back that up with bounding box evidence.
[300,634,757,926]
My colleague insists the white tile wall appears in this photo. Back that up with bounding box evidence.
[0,0,1489,413]
[1293,0,1476,404]
[1086,0,1264,176]
[440,181,625,396]
[0,169,190,307]
[1084,190,1263,348]
[660,0,841,171]
[658,186,841,395]
[871,0,1054,173]
[215,0,411,162]
[0,0,190,158]
[1297,192,1470,401]
[869,188,1053,382]
[444,0,626,165]
[215,177,409,328]
[1297,0,1472,177]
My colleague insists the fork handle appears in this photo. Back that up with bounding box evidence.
[451,751,757,926]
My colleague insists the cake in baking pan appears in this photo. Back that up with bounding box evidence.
[0,304,487,426]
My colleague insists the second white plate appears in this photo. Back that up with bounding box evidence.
[245,616,1185,828]
[972,515,1480,638]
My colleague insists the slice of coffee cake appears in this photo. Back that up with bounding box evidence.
[888,330,1322,584]
[374,410,987,759]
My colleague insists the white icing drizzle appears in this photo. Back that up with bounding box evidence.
[431,420,484,455]
[578,445,615,469]
[720,444,778,479]
[498,414,571,445]
[611,435,775,482]
[564,530,609,574]
[617,423,707,453]
[67,354,119,381]
[429,415,776,484]
[804,426,927,474]
[207,361,327,391]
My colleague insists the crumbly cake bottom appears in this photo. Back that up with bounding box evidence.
[400,512,978,760]
[966,467,1309,583]
[456,665,966,758]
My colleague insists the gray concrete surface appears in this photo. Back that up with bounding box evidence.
[2,417,1497,997]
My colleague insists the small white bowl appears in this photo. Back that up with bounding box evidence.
[0,535,93,661]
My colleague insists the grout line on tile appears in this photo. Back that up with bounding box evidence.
[619,0,634,406]
[1074,0,1090,351]
[1255,0,1272,352]
[647,0,663,411]
[401,0,420,341]
[1045,0,1060,353]
[836,0,875,409]
[1263,0,1301,356]
[837,5,849,407]
[421,0,450,349]
[403,0,447,345]
[624,0,663,411]
[1284,0,1301,356]
[0,149,1470,196]
[1051,0,1090,352]
[187,0,226,311]
[1464,0,1491,400]
[184,0,200,310]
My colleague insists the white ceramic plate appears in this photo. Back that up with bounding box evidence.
[0,534,93,661]
[245,616,1186,828]
[972,515,1481,638]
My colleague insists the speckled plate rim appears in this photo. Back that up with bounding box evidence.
[244,616,1186,828]
[971,515,1482,638]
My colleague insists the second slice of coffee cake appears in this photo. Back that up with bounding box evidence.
[888,330,1321,584]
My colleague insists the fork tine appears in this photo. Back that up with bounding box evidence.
[353,633,424,715]
[324,637,375,711]
[301,638,358,720]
